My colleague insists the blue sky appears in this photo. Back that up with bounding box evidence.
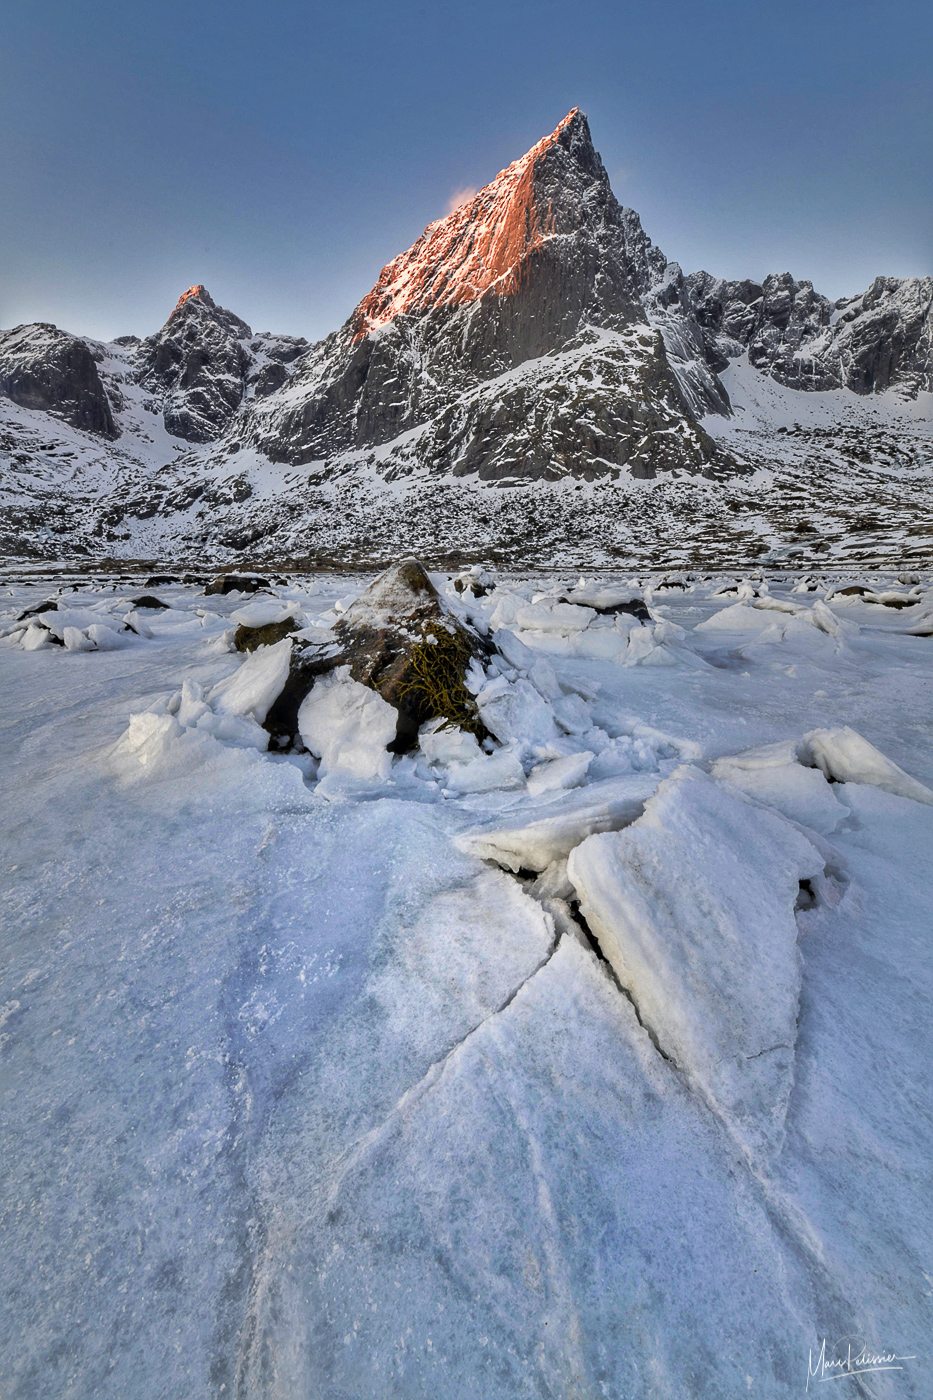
[1,0,930,341]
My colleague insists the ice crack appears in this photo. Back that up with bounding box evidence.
[324,926,563,1208]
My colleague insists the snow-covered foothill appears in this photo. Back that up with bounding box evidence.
[568,766,825,1155]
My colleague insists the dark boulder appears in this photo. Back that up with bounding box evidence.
[16,598,59,622]
[594,598,651,622]
[130,595,169,610]
[205,573,271,596]
[259,558,490,751]
[234,617,298,652]
[334,558,489,750]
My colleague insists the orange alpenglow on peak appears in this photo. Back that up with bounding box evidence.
[174,284,209,311]
[352,109,588,341]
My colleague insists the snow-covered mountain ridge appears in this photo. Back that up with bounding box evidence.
[1,109,930,564]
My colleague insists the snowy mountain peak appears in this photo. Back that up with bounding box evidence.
[173,283,214,313]
[351,106,605,340]
[160,284,250,339]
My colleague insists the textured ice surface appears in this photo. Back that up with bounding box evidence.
[1,570,932,1399]
[568,767,825,1156]
[457,772,659,872]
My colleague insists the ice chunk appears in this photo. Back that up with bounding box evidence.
[418,717,483,767]
[124,609,153,638]
[802,726,933,805]
[445,750,526,793]
[116,711,237,775]
[526,657,561,700]
[568,767,824,1155]
[695,602,784,634]
[809,599,850,637]
[86,622,130,651]
[210,637,292,724]
[712,743,847,834]
[492,627,536,671]
[42,608,105,640]
[527,751,593,796]
[457,773,658,872]
[63,626,97,651]
[561,623,631,663]
[475,676,560,750]
[623,622,680,666]
[230,598,298,627]
[551,692,592,734]
[297,665,397,782]
[514,601,595,633]
[20,624,51,651]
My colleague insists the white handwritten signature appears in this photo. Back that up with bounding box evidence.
[807,1337,917,1389]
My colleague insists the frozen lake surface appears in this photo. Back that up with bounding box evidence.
[1,566,931,1398]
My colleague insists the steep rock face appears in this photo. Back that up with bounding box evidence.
[136,285,252,442]
[818,276,933,394]
[0,323,117,438]
[246,332,310,399]
[401,324,719,482]
[243,110,726,479]
[687,270,933,396]
[687,272,838,390]
[135,286,308,442]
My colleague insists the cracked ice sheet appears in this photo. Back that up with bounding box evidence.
[772,784,933,1379]
[568,767,826,1158]
[3,574,933,1400]
[455,771,660,872]
[246,937,832,1399]
[0,638,554,1399]
[0,676,553,1397]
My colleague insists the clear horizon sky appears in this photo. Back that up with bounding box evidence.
[1,0,930,343]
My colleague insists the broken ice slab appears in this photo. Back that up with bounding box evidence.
[568,766,825,1157]
[455,772,659,872]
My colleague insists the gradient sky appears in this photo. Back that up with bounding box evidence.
[1,0,930,343]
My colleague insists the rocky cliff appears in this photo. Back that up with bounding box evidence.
[0,323,118,438]
[241,109,724,480]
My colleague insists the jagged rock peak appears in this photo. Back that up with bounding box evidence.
[162,284,251,338]
[172,283,215,314]
[352,107,607,339]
